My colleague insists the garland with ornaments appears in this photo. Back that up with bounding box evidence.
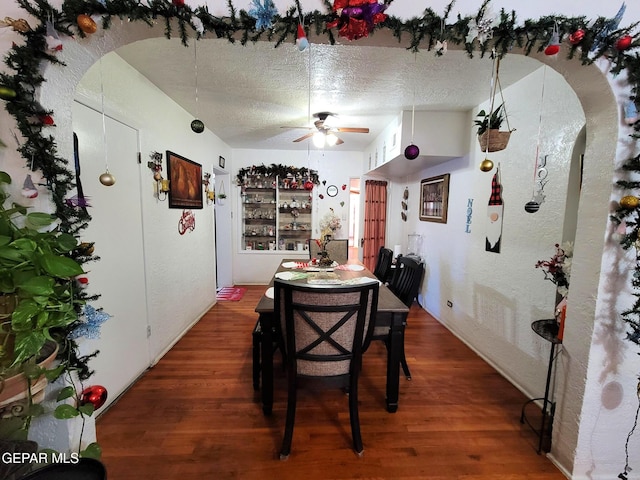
[235,164,319,187]
[2,0,640,471]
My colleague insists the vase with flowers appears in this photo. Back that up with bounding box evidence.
[314,208,342,267]
[535,242,573,339]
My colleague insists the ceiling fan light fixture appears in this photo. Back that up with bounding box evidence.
[313,131,325,148]
[326,132,338,146]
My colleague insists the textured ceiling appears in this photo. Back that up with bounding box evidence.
[115,37,544,151]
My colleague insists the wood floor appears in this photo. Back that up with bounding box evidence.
[97,285,565,479]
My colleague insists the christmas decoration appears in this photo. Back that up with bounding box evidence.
[236,164,318,187]
[544,22,561,56]
[592,3,625,52]
[296,23,308,51]
[248,0,278,31]
[172,0,185,7]
[77,14,97,35]
[65,194,91,208]
[326,0,388,41]
[190,119,204,133]
[0,17,31,32]
[99,171,116,186]
[404,144,420,160]
[616,34,633,51]
[39,114,55,126]
[79,385,108,410]
[45,21,63,52]
[569,29,585,46]
[479,158,494,172]
[70,305,111,340]
[486,168,504,253]
[465,7,497,45]
[625,101,639,125]
[0,85,17,100]
[21,174,38,198]
[524,201,540,213]
[620,195,640,209]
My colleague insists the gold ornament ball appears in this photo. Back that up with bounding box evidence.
[78,242,95,256]
[77,14,97,34]
[99,172,116,186]
[620,195,640,209]
[480,158,494,172]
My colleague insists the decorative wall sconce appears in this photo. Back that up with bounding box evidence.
[148,151,169,201]
[203,172,215,205]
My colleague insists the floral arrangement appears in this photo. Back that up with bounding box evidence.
[535,241,573,298]
[319,208,342,237]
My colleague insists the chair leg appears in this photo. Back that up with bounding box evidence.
[348,378,364,456]
[400,342,411,381]
[279,375,297,460]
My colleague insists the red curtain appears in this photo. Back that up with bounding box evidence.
[362,180,388,271]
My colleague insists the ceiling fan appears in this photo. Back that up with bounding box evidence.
[284,112,370,146]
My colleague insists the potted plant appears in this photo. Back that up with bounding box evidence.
[0,171,86,439]
[474,103,514,152]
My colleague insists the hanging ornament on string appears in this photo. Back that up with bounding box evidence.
[404,53,420,160]
[544,21,561,56]
[190,41,205,133]
[435,19,447,56]
[465,7,497,45]
[296,23,309,52]
[525,67,550,213]
[97,58,115,187]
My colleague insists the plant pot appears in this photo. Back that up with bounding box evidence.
[478,129,513,152]
[0,340,59,412]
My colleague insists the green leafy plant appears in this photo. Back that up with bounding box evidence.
[474,103,505,136]
[0,171,87,440]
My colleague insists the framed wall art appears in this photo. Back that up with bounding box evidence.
[419,173,450,223]
[166,150,203,209]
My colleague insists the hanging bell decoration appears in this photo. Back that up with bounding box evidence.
[99,170,116,186]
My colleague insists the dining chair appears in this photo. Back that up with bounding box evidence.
[372,246,394,283]
[372,255,424,380]
[274,279,379,459]
[308,238,349,265]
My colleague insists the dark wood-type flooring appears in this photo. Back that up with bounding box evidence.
[97,285,565,479]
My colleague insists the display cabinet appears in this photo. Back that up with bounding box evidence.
[240,175,313,252]
[278,188,312,252]
[241,176,277,251]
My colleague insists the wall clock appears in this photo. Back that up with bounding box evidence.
[326,185,338,197]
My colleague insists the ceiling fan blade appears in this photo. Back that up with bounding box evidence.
[335,137,345,145]
[293,132,314,143]
[281,126,312,130]
[336,127,370,133]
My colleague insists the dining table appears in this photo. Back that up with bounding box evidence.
[254,259,410,414]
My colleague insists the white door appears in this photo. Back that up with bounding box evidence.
[72,101,150,410]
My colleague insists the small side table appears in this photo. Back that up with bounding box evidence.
[520,318,562,454]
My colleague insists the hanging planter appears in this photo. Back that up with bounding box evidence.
[475,57,515,154]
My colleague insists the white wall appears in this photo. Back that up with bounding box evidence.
[231,149,363,284]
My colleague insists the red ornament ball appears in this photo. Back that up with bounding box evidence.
[544,44,560,56]
[172,0,185,6]
[80,385,108,410]
[616,35,633,51]
[569,29,585,46]
[303,180,314,191]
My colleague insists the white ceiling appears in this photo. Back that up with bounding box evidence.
[115,36,544,151]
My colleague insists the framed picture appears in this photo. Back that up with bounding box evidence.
[219,156,226,169]
[166,150,203,209]
[420,174,450,223]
